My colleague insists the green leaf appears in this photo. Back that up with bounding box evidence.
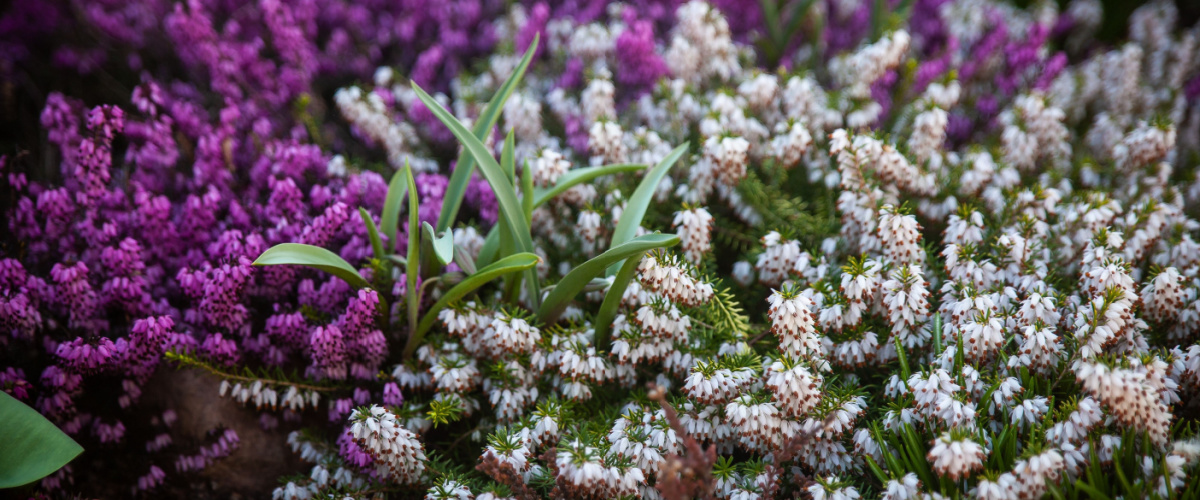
[477,162,648,267]
[476,227,501,268]
[538,233,680,324]
[0,391,83,488]
[605,143,688,275]
[422,222,455,266]
[593,254,643,351]
[412,83,540,308]
[405,253,541,358]
[435,34,539,233]
[359,207,386,261]
[381,167,409,252]
[532,163,648,206]
[253,243,369,289]
[1073,482,1112,500]
[521,159,534,225]
[893,335,911,380]
[454,245,477,275]
[863,455,889,484]
[405,161,421,339]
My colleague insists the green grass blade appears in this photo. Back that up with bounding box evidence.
[381,167,408,252]
[605,143,688,276]
[359,207,386,261]
[0,392,83,488]
[253,243,369,289]
[538,233,679,324]
[435,34,539,233]
[405,253,541,357]
[593,253,644,351]
[531,163,647,207]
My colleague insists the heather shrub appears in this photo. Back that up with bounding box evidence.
[3,0,1200,499]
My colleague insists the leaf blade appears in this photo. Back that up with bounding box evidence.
[435,35,539,233]
[531,163,647,207]
[381,167,409,252]
[0,392,83,488]
[605,143,688,275]
[359,207,386,261]
[538,233,680,324]
[253,243,369,289]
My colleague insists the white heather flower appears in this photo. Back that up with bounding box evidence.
[427,479,474,500]
[633,302,691,343]
[831,30,910,99]
[348,405,426,483]
[765,358,823,417]
[883,265,931,348]
[768,290,823,362]
[488,314,541,354]
[738,73,779,111]
[927,433,986,481]
[732,260,754,286]
[576,210,603,255]
[771,120,814,168]
[755,231,802,286]
[1141,267,1185,323]
[878,207,925,267]
[705,135,751,186]
[1112,121,1175,171]
[503,91,542,142]
[673,207,714,264]
[1011,449,1064,498]
[1045,397,1104,445]
[808,476,861,500]
[582,76,616,124]
[589,121,628,164]
[637,254,714,306]
[430,352,481,392]
[531,148,571,188]
[882,473,920,500]
[1075,361,1172,445]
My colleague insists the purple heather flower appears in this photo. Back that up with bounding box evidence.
[615,12,670,95]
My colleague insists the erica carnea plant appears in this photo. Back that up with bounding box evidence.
[5,0,1200,499]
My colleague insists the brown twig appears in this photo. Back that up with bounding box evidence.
[648,383,717,500]
[476,451,543,500]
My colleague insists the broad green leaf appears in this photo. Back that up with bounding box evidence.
[381,167,408,252]
[605,143,688,275]
[531,163,647,207]
[412,83,540,308]
[436,34,539,233]
[0,391,83,488]
[404,161,421,338]
[593,254,644,351]
[254,243,369,289]
[405,253,541,357]
[538,233,680,324]
[359,207,386,261]
[387,255,407,268]
[422,222,455,266]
